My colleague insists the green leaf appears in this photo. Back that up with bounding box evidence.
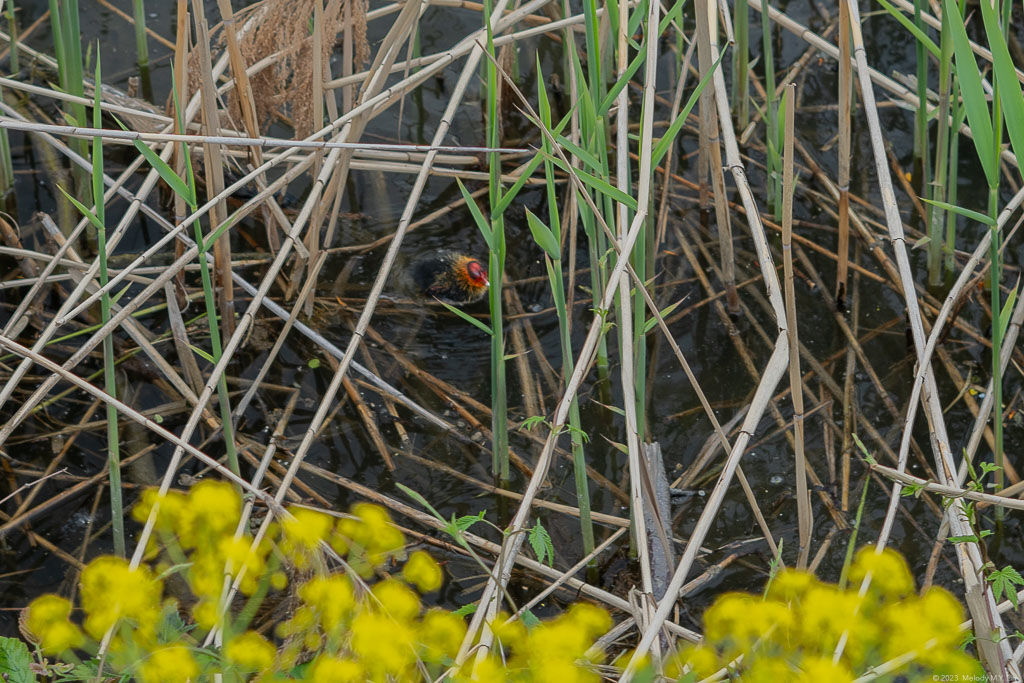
[874,0,941,58]
[518,415,550,431]
[57,185,104,231]
[452,510,487,533]
[0,637,36,683]
[998,282,1019,339]
[652,46,728,168]
[920,198,997,225]
[397,483,444,521]
[189,344,215,364]
[203,212,241,249]
[554,134,603,172]
[948,534,981,544]
[494,151,544,216]
[115,117,195,203]
[606,438,630,454]
[598,48,647,115]
[437,300,493,336]
[546,153,638,210]
[456,178,492,251]
[643,299,683,334]
[851,432,876,465]
[978,0,1024,179]
[987,565,1024,608]
[453,603,478,617]
[520,609,541,628]
[528,520,555,567]
[525,209,560,260]
[942,0,996,187]
[307,358,321,369]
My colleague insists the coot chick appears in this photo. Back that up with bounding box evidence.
[412,251,489,305]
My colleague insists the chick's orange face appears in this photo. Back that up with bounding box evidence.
[465,259,489,287]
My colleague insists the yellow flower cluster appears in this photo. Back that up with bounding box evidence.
[460,603,613,682]
[20,480,614,683]
[668,546,983,680]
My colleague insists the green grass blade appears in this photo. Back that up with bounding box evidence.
[438,300,493,336]
[525,209,560,260]
[116,118,194,202]
[998,281,1019,339]
[456,178,493,251]
[942,0,996,187]
[979,0,1024,171]
[546,154,639,210]
[874,0,941,58]
[57,186,104,231]
[652,47,727,167]
[921,197,997,225]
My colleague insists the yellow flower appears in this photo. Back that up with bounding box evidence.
[224,630,275,672]
[373,578,421,621]
[280,507,332,568]
[131,488,186,532]
[565,603,611,640]
[795,585,864,653]
[850,546,915,599]
[177,480,240,549]
[520,612,597,671]
[338,503,405,570]
[767,569,820,603]
[403,550,443,592]
[298,574,356,632]
[705,592,791,655]
[533,657,599,682]
[308,655,364,683]
[188,551,225,601]
[927,649,984,675]
[137,645,199,683]
[883,586,965,664]
[218,536,267,595]
[744,656,794,682]
[795,655,854,683]
[80,556,162,641]
[277,605,316,638]
[26,595,84,654]
[350,611,415,676]
[192,600,220,631]
[490,612,527,651]
[453,654,506,682]
[665,644,719,679]
[418,609,467,662]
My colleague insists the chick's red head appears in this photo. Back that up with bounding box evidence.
[465,259,489,287]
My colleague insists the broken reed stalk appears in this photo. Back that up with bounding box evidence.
[836,0,851,306]
[781,83,810,569]
[190,0,235,341]
[695,0,737,314]
[613,0,653,601]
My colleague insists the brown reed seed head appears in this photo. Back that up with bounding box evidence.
[211,0,370,139]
